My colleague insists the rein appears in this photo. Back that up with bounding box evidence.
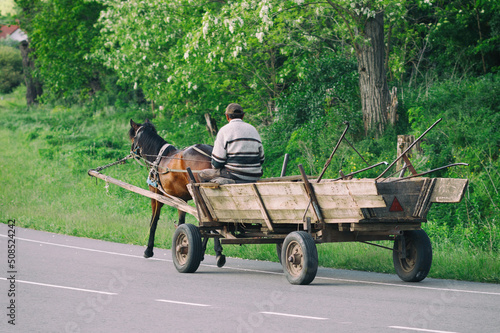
[92,154,134,172]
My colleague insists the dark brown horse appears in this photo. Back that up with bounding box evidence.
[129,119,224,265]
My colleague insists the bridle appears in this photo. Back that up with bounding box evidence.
[131,126,145,160]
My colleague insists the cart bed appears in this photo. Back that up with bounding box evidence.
[188,177,468,227]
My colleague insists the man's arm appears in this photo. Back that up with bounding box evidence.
[211,131,227,169]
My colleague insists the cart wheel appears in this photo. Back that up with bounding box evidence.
[393,230,432,282]
[281,231,318,285]
[172,224,203,273]
[276,242,283,264]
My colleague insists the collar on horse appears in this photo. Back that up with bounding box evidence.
[148,143,172,188]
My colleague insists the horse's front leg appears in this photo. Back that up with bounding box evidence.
[144,199,163,258]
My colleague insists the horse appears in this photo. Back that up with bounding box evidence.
[129,119,225,267]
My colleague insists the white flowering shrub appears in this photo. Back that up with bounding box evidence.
[92,0,411,119]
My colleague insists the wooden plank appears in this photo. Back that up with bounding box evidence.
[251,184,274,232]
[314,180,380,196]
[201,184,257,197]
[322,208,364,220]
[89,170,198,217]
[412,178,436,218]
[261,195,313,210]
[299,165,325,226]
[206,195,262,211]
[270,209,363,222]
[201,182,307,197]
[202,180,382,200]
[213,208,301,221]
[402,153,418,175]
[198,187,219,221]
[258,175,315,182]
[210,216,363,224]
[350,222,421,232]
[430,178,468,203]
[256,182,306,196]
[376,178,425,195]
[211,207,366,224]
[186,172,213,222]
[316,195,386,209]
[353,195,387,208]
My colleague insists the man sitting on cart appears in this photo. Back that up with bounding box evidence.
[199,103,265,185]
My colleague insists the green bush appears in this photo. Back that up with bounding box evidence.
[404,74,500,252]
[0,45,23,93]
[261,52,361,178]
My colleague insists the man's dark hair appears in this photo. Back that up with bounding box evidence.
[225,103,245,119]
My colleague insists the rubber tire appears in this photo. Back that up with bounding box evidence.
[393,229,432,282]
[281,231,318,285]
[172,224,203,273]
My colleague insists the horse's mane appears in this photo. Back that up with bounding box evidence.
[131,120,176,162]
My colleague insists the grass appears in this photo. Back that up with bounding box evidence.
[1,86,499,283]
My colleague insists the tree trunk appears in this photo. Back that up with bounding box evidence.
[356,11,390,136]
[19,40,42,106]
[204,113,218,137]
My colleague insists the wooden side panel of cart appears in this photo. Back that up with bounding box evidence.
[188,178,468,227]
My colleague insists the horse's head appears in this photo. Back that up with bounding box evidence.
[129,119,169,162]
[129,119,153,155]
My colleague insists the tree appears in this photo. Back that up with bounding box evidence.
[94,0,282,124]
[187,0,414,135]
[14,0,43,105]
[28,0,106,102]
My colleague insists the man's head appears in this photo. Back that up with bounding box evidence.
[225,103,245,120]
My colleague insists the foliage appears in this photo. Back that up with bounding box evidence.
[261,52,361,177]
[0,45,23,93]
[94,0,221,119]
[2,86,500,282]
[0,36,20,48]
[405,74,500,252]
[27,0,109,102]
[3,0,500,278]
[427,0,500,76]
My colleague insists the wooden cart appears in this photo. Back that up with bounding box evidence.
[179,174,468,285]
[89,119,468,285]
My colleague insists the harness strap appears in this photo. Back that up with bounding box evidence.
[159,168,202,174]
[190,145,212,158]
[153,143,172,167]
[149,143,172,183]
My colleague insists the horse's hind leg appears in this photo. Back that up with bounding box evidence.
[144,199,163,258]
[214,237,226,268]
[178,210,186,225]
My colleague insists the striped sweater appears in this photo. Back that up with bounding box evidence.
[211,119,265,181]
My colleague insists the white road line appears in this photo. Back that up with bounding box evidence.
[316,276,500,296]
[218,265,283,276]
[0,277,116,295]
[155,299,211,307]
[3,233,500,297]
[0,234,170,262]
[389,326,459,333]
[261,311,328,320]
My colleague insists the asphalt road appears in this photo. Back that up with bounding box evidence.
[1,223,500,333]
